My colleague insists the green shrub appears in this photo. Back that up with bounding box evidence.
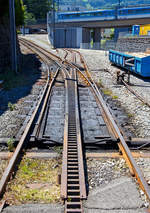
[7,138,15,152]
[8,102,16,111]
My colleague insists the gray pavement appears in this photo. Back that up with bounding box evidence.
[3,177,148,213]
[3,204,64,213]
[84,176,147,213]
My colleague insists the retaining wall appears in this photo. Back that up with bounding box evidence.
[115,37,150,52]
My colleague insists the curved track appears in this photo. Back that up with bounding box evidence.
[0,39,150,213]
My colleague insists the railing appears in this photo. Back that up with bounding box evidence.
[80,41,117,51]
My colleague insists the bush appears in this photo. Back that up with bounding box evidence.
[0,0,25,26]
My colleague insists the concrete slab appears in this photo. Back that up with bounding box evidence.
[84,209,147,213]
[3,204,64,213]
[84,177,145,211]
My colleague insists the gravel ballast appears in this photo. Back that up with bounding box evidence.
[13,35,150,210]
[0,41,55,151]
[78,49,150,138]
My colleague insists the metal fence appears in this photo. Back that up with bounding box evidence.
[80,40,117,51]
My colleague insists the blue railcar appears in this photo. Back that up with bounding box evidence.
[56,6,150,23]
[109,50,150,77]
[57,9,115,22]
[118,6,150,19]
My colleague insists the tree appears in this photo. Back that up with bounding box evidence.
[0,0,25,26]
[23,0,52,20]
[24,5,36,25]
[15,0,25,26]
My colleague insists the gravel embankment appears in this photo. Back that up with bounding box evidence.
[0,43,55,151]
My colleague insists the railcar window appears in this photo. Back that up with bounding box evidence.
[85,13,93,17]
[93,12,100,16]
[141,8,150,13]
[97,12,102,16]
[119,10,126,15]
[128,9,135,14]
[74,14,80,18]
[103,11,108,16]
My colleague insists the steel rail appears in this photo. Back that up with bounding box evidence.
[19,39,150,199]
[72,49,150,200]
[92,61,150,109]
[0,42,60,198]
[20,39,87,211]
[31,68,59,140]
[0,76,49,197]
[122,80,150,108]
[61,68,86,212]
[20,39,72,80]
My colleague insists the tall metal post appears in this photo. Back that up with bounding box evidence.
[57,0,59,11]
[118,0,121,8]
[9,0,17,73]
[22,0,25,36]
[52,0,56,49]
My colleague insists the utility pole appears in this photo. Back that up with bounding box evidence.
[52,0,56,49]
[22,0,25,36]
[118,0,121,8]
[57,0,59,11]
[9,0,17,73]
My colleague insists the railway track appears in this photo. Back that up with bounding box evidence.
[0,39,150,212]
[102,62,150,108]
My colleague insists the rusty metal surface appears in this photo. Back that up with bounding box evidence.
[0,40,60,199]
[74,71,86,199]
[0,80,49,196]
[1,151,150,160]
[61,79,69,199]
[74,50,150,200]
[0,200,6,213]
[85,152,150,158]
[31,69,59,140]
[122,80,150,108]
[18,39,150,202]
[61,68,86,212]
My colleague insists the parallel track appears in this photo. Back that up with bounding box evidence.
[0,39,150,213]
[19,39,150,201]
[61,48,150,200]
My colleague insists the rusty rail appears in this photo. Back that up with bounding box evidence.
[73,49,150,200]
[122,80,150,108]
[18,39,150,201]
[0,42,60,198]
[61,69,86,212]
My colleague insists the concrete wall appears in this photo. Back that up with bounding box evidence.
[48,26,82,48]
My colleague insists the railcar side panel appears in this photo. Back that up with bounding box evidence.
[109,50,150,77]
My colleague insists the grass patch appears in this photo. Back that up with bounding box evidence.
[7,138,15,152]
[127,113,133,118]
[53,146,63,155]
[8,102,16,111]
[102,89,112,96]
[96,79,103,88]
[112,95,118,99]
[5,158,61,205]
